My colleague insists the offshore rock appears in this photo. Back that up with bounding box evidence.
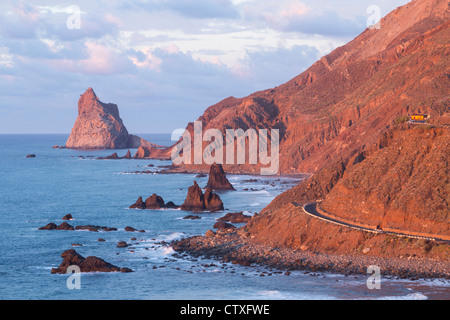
[66,88,161,150]
[180,181,224,212]
[50,249,132,273]
[205,164,235,191]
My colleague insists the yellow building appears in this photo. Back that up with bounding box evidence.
[410,113,428,121]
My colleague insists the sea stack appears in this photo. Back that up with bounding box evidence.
[66,88,160,150]
[180,181,224,212]
[206,163,235,191]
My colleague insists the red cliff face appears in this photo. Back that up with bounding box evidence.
[66,88,162,150]
[161,0,449,174]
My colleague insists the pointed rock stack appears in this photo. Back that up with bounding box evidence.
[180,181,224,212]
[206,164,235,191]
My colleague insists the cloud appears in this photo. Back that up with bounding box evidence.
[234,44,322,89]
[125,0,239,19]
[0,2,122,42]
[242,0,364,37]
[0,1,41,39]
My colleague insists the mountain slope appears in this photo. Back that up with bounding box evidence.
[158,0,449,174]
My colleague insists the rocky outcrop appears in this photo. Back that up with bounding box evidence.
[129,196,145,209]
[205,164,235,191]
[74,225,117,232]
[62,214,73,221]
[129,194,180,210]
[204,188,225,212]
[180,181,224,212]
[145,194,166,209]
[51,249,132,273]
[66,88,162,150]
[213,221,236,230]
[39,223,57,230]
[217,212,252,224]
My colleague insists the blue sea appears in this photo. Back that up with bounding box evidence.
[0,134,448,300]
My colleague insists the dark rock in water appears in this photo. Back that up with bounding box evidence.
[145,194,166,209]
[206,164,235,191]
[62,214,73,221]
[183,215,201,220]
[56,222,75,231]
[39,223,57,230]
[26,154,36,158]
[196,174,207,178]
[213,221,236,230]
[75,225,117,232]
[204,188,224,212]
[129,196,145,209]
[123,150,132,159]
[97,150,134,160]
[180,181,205,211]
[105,153,120,159]
[124,226,137,232]
[129,194,180,210]
[180,181,224,212]
[117,241,129,248]
[217,212,252,224]
[165,201,179,209]
[51,249,131,274]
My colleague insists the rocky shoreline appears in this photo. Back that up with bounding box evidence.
[171,229,450,280]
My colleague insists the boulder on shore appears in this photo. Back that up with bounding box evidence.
[217,212,252,224]
[51,249,132,274]
[206,164,235,191]
[213,221,236,230]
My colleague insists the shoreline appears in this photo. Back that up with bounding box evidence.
[171,229,450,280]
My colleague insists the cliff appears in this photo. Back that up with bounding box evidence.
[66,88,162,150]
[244,124,449,259]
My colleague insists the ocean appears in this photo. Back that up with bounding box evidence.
[0,134,448,300]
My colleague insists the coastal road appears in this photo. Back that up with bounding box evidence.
[301,202,450,244]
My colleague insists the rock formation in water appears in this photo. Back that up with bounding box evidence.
[51,249,132,273]
[66,88,162,150]
[180,181,224,212]
[205,164,235,191]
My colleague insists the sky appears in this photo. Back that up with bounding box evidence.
[0,0,410,134]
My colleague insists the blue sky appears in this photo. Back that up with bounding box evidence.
[0,0,409,134]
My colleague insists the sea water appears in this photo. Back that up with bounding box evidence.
[0,134,448,300]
